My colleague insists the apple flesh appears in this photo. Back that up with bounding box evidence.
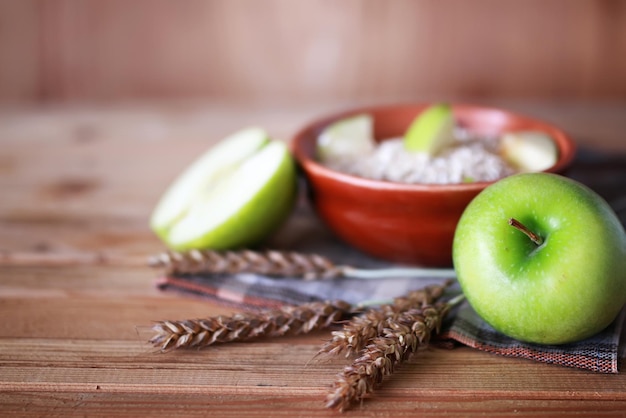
[150,128,298,251]
[316,113,375,161]
[453,173,626,345]
[501,131,558,172]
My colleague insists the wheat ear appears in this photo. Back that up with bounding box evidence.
[318,281,451,357]
[325,296,462,412]
[148,249,343,280]
[150,300,353,351]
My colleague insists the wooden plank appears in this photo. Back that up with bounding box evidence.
[1,338,626,415]
[2,391,625,417]
[0,0,40,101]
[2,262,626,415]
[2,337,626,397]
[0,264,234,339]
[2,1,625,102]
[0,103,316,257]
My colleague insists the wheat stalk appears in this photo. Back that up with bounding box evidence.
[325,299,456,412]
[149,300,353,351]
[318,281,451,357]
[148,249,456,280]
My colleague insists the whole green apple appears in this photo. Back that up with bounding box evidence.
[453,173,626,345]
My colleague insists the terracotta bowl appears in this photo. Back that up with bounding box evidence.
[291,103,576,267]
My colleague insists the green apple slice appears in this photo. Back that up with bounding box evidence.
[150,128,297,250]
[501,131,558,172]
[404,103,456,155]
[150,127,269,238]
[316,113,375,161]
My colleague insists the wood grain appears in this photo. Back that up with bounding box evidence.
[1,0,625,103]
[1,102,626,415]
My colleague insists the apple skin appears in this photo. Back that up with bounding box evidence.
[453,173,626,345]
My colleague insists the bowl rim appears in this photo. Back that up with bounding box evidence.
[291,102,577,193]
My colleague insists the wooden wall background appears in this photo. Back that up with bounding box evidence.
[1,0,625,104]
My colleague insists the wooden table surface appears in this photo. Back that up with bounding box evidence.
[1,100,626,416]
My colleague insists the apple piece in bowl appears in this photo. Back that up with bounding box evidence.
[316,113,375,161]
[403,102,456,155]
[151,127,298,251]
[500,131,559,172]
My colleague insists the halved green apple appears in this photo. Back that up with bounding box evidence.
[150,127,298,251]
[501,131,558,172]
[316,113,375,161]
[404,103,456,155]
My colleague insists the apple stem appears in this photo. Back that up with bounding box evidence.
[508,218,543,246]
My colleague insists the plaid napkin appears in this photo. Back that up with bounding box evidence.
[155,148,626,374]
